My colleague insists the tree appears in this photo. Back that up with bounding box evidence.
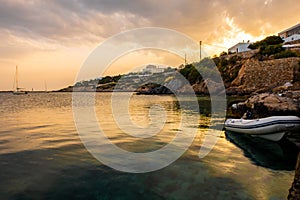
[188,67,201,85]
[179,64,193,77]
[98,76,112,84]
[248,35,283,49]
[220,51,228,56]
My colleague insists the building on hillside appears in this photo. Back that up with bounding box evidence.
[228,42,251,54]
[142,65,164,74]
[281,34,300,44]
[278,23,300,44]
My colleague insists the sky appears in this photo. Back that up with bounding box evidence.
[0,0,299,91]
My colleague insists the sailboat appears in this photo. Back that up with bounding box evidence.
[13,65,27,95]
[44,80,50,93]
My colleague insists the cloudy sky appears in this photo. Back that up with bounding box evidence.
[0,0,299,90]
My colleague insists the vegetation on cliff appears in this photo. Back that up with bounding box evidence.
[248,35,283,49]
[248,35,298,59]
[60,35,300,97]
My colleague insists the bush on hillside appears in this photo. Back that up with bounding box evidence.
[248,35,283,49]
[220,51,228,56]
[179,64,202,85]
[260,44,284,56]
[228,55,242,65]
[274,50,298,59]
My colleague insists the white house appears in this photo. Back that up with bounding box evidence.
[281,34,300,44]
[142,65,164,74]
[278,23,300,44]
[228,42,251,54]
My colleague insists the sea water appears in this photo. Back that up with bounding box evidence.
[0,92,298,200]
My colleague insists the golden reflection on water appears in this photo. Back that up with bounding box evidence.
[94,92,295,199]
[0,92,297,199]
[95,93,181,152]
[0,95,77,154]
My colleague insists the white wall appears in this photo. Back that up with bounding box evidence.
[283,34,300,43]
[228,43,251,53]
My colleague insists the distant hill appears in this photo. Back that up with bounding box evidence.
[57,36,300,97]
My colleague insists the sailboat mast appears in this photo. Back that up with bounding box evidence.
[12,65,27,95]
[16,65,19,91]
[44,81,47,92]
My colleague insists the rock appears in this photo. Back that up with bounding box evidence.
[263,95,281,104]
[273,85,289,93]
[291,82,300,90]
[192,79,224,94]
[164,79,185,92]
[231,102,246,110]
[136,84,172,94]
[231,60,247,87]
[96,82,116,91]
[226,87,245,95]
[273,81,294,93]
[288,153,300,200]
[244,93,299,117]
[177,84,194,94]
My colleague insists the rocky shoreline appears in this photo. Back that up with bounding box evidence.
[57,52,300,117]
[228,91,300,118]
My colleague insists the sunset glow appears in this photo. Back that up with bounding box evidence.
[0,0,299,90]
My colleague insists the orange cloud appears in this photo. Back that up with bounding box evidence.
[0,0,299,90]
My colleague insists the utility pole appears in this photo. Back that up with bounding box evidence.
[199,41,202,62]
[184,53,187,66]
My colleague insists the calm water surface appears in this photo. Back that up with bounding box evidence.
[0,92,298,200]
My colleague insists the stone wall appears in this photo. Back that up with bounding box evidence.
[231,57,300,93]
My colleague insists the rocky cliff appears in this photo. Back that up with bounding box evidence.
[58,51,300,97]
[230,57,300,94]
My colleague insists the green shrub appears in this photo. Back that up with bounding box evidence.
[220,51,228,56]
[219,58,228,70]
[228,55,241,65]
[188,68,201,85]
[212,57,220,66]
[263,35,284,45]
[98,76,112,84]
[179,64,202,84]
[248,35,283,49]
[179,64,193,77]
[260,44,284,56]
[112,75,122,82]
[274,50,297,59]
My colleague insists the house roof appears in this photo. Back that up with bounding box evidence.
[228,42,250,49]
[278,22,300,35]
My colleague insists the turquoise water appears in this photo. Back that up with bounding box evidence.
[0,92,298,200]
